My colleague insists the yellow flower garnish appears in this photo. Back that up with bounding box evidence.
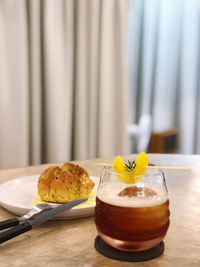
[114,152,148,184]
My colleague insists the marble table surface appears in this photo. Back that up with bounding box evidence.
[0,154,200,267]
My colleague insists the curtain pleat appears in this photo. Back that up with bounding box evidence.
[0,0,29,168]
[87,0,101,159]
[152,0,182,132]
[73,0,91,160]
[98,0,129,157]
[41,0,74,163]
[179,0,200,153]
[73,0,101,159]
[27,0,42,165]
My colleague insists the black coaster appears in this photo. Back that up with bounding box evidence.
[94,236,164,262]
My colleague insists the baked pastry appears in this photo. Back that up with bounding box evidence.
[37,163,94,203]
[61,162,94,199]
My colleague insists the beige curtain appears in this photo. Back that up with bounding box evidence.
[0,0,130,168]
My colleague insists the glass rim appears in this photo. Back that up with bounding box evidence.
[101,167,164,178]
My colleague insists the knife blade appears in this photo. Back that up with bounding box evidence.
[0,198,87,244]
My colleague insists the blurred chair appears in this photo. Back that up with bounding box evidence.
[128,114,152,153]
[149,129,178,153]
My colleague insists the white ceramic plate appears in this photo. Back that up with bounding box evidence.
[0,175,99,219]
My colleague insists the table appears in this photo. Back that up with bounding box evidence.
[0,154,200,267]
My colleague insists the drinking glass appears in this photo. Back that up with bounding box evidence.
[94,167,170,251]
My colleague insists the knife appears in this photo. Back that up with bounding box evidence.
[0,198,87,244]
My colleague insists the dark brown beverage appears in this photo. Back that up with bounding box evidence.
[95,185,170,251]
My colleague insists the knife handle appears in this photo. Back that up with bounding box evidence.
[0,218,19,230]
[0,222,32,244]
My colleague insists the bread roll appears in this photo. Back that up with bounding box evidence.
[38,163,95,203]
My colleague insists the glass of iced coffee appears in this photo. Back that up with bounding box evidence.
[94,167,170,252]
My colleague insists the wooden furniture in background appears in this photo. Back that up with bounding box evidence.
[148,129,178,153]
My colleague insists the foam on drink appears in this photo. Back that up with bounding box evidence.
[97,181,168,208]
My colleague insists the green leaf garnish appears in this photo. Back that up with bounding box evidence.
[124,160,136,172]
